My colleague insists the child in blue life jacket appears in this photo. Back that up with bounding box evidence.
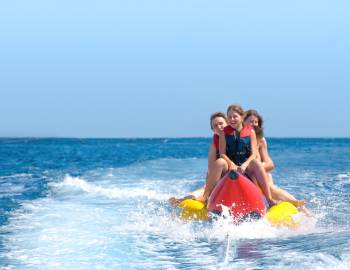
[216,104,277,207]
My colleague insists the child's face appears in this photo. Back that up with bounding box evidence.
[244,115,259,127]
[211,117,227,134]
[227,109,243,129]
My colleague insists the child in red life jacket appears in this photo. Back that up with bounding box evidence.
[218,104,277,207]
[195,112,229,202]
[169,112,229,205]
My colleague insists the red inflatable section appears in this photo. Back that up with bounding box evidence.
[207,171,266,221]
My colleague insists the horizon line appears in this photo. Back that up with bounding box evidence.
[1,136,349,140]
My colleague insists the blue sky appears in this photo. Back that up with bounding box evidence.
[0,1,349,138]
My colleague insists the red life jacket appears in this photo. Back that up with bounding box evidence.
[212,134,220,159]
[213,134,219,149]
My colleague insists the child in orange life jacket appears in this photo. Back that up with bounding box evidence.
[244,109,305,208]
[218,104,277,207]
[169,112,229,205]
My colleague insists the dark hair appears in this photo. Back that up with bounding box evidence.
[244,109,264,128]
[210,112,226,129]
[226,104,245,116]
[253,126,264,140]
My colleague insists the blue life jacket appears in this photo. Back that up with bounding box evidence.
[224,125,252,166]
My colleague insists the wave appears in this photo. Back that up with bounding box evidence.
[51,175,170,200]
[0,173,33,180]
[332,173,350,190]
[0,178,335,270]
[336,173,350,183]
[0,183,27,197]
[337,173,350,179]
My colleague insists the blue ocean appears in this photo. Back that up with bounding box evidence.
[0,138,349,269]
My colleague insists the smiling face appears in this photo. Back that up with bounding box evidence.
[211,116,227,135]
[244,115,259,127]
[227,109,243,130]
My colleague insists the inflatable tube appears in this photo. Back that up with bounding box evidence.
[178,199,300,228]
[176,171,300,228]
[207,171,266,221]
[264,201,299,228]
[178,199,208,221]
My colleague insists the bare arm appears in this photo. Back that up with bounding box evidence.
[259,137,275,172]
[239,129,258,173]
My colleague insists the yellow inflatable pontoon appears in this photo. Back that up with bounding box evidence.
[178,199,299,228]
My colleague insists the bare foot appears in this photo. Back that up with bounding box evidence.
[267,198,278,207]
[168,195,195,206]
[168,197,180,206]
[195,194,207,202]
[291,199,305,207]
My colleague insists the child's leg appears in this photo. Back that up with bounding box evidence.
[168,194,196,206]
[266,172,274,186]
[246,160,276,206]
[267,173,305,207]
[169,186,205,206]
[189,186,205,198]
[198,158,228,201]
[270,185,305,207]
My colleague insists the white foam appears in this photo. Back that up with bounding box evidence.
[334,173,350,190]
[51,175,170,200]
[337,173,350,179]
[0,173,32,179]
[266,251,350,270]
[0,187,341,270]
[1,161,348,269]
[0,183,27,197]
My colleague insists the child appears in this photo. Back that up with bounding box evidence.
[169,112,229,205]
[218,104,277,207]
[244,109,305,207]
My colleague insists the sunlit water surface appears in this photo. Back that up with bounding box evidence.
[0,138,349,269]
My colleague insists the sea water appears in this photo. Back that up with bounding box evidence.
[0,138,349,269]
